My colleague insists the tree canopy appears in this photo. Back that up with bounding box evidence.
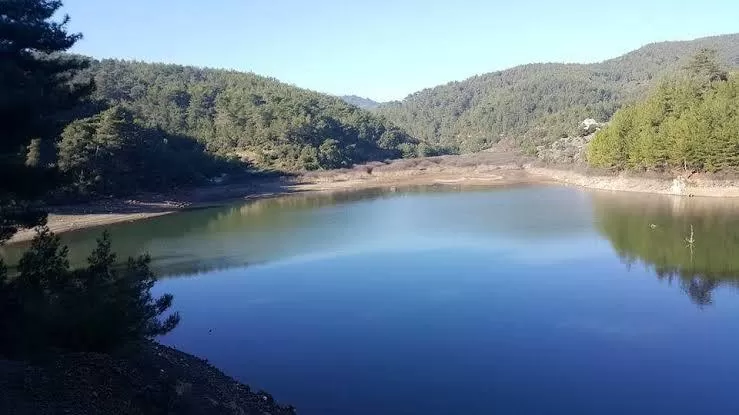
[0,0,91,243]
[587,51,738,172]
[56,105,242,197]
[376,34,739,153]
[83,60,432,171]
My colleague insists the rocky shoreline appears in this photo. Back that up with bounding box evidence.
[528,166,739,197]
[0,341,295,415]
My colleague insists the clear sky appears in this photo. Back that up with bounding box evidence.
[61,0,738,101]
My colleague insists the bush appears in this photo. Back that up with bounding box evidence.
[0,228,179,357]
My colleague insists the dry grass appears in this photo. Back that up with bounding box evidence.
[300,151,530,184]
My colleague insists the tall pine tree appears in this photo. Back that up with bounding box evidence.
[0,0,91,242]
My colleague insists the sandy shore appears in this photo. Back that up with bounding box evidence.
[10,153,739,243]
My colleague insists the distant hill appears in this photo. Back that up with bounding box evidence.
[376,33,739,153]
[340,95,381,109]
[85,60,421,171]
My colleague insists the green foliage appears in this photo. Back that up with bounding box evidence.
[0,228,179,356]
[57,106,243,196]
[588,60,739,172]
[0,0,91,243]
[84,60,431,171]
[376,34,739,152]
[0,0,91,153]
[684,48,729,83]
[318,139,346,169]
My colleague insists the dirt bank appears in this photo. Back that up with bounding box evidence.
[11,151,739,243]
[0,341,294,415]
[527,166,739,197]
[9,152,531,243]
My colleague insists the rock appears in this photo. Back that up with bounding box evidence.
[537,133,595,165]
[579,118,604,136]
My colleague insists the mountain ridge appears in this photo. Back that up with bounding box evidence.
[375,33,739,153]
[340,95,381,109]
[78,33,739,167]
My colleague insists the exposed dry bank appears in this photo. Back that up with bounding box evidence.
[8,151,529,243]
[528,166,739,197]
[10,151,739,243]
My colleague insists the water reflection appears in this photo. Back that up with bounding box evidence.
[592,191,739,306]
[5,184,554,276]
[0,188,395,275]
[6,185,739,309]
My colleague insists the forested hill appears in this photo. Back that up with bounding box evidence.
[340,95,381,109]
[588,49,739,173]
[84,60,423,171]
[376,33,739,153]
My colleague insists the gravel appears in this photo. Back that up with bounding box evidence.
[0,341,296,414]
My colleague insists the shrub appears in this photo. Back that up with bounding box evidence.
[0,228,179,357]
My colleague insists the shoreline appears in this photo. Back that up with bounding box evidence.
[10,158,739,243]
[0,340,295,414]
[526,166,739,197]
[8,164,532,243]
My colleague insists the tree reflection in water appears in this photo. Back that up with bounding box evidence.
[592,191,739,306]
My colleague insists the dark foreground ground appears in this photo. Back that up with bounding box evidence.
[0,341,295,414]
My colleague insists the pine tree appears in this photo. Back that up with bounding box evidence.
[0,0,91,243]
[684,48,729,84]
[587,49,739,174]
[1,229,180,356]
[318,138,346,169]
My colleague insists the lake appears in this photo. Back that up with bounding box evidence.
[4,184,739,414]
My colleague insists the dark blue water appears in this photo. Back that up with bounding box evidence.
[157,248,739,414]
[8,185,739,414]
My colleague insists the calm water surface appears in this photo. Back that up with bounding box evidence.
[4,185,739,414]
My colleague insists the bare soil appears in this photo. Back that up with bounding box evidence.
[0,341,295,415]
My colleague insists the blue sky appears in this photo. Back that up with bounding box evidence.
[61,0,737,101]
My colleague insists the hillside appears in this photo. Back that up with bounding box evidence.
[376,33,739,153]
[85,60,422,171]
[588,50,739,173]
[340,95,381,109]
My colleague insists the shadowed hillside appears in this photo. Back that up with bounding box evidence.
[84,60,424,171]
